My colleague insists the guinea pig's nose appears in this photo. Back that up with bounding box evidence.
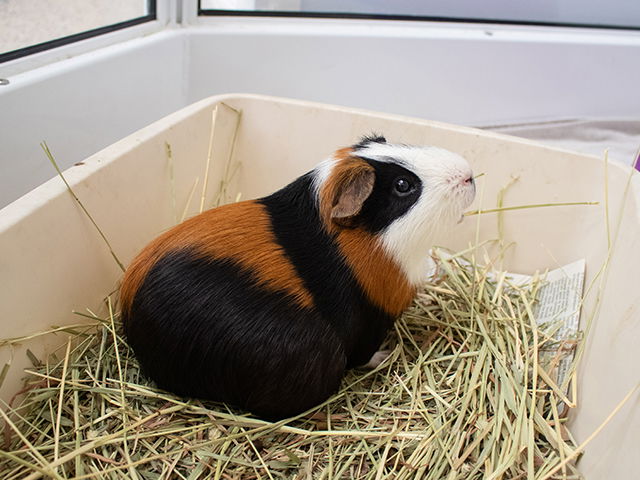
[460,175,474,188]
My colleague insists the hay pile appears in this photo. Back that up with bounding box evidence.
[0,249,582,479]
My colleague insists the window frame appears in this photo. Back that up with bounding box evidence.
[3,0,639,78]
[196,1,640,32]
[0,1,160,65]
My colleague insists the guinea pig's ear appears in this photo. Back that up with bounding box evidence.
[330,162,375,226]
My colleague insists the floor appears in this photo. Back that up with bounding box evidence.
[484,118,640,167]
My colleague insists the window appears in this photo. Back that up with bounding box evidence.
[0,0,157,63]
[199,0,640,30]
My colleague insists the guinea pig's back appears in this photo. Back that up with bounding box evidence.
[120,200,346,418]
[120,201,315,315]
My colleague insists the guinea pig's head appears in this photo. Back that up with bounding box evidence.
[314,135,475,284]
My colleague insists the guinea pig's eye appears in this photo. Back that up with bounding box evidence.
[393,177,413,196]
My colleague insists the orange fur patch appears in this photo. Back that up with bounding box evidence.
[315,147,415,316]
[335,229,416,317]
[319,148,374,229]
[120,201,314,314]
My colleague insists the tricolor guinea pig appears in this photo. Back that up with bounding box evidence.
[120,135,475,419]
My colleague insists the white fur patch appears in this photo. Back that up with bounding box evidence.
[311,157,337,203]
[357,144,475,285]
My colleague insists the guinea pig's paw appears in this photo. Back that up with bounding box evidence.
[362,350,392,369]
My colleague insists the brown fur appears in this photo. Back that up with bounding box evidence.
[335,229,416,317]
[319,148,375,228]
[317,148,415,317]
[120,201,314,314]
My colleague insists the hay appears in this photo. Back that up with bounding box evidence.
[0,248,585,479]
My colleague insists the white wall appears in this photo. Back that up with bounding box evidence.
[186,19,640,125]
[1,18,640,208]
[0,31,187,208]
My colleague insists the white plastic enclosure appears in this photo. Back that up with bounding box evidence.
[0,94,637,479]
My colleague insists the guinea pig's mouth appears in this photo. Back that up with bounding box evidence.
[457,175,476,207]
[450,175,476,223]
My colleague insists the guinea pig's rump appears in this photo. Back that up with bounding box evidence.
[123,248,347,419]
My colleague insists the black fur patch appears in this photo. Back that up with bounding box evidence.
[356,159,422,234]
[353,134,387,150]
[259,173,395,366]
[125,250,347,420]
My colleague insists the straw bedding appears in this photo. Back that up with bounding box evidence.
[0,249,582,480]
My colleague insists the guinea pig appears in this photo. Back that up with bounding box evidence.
[120,135,475,420]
